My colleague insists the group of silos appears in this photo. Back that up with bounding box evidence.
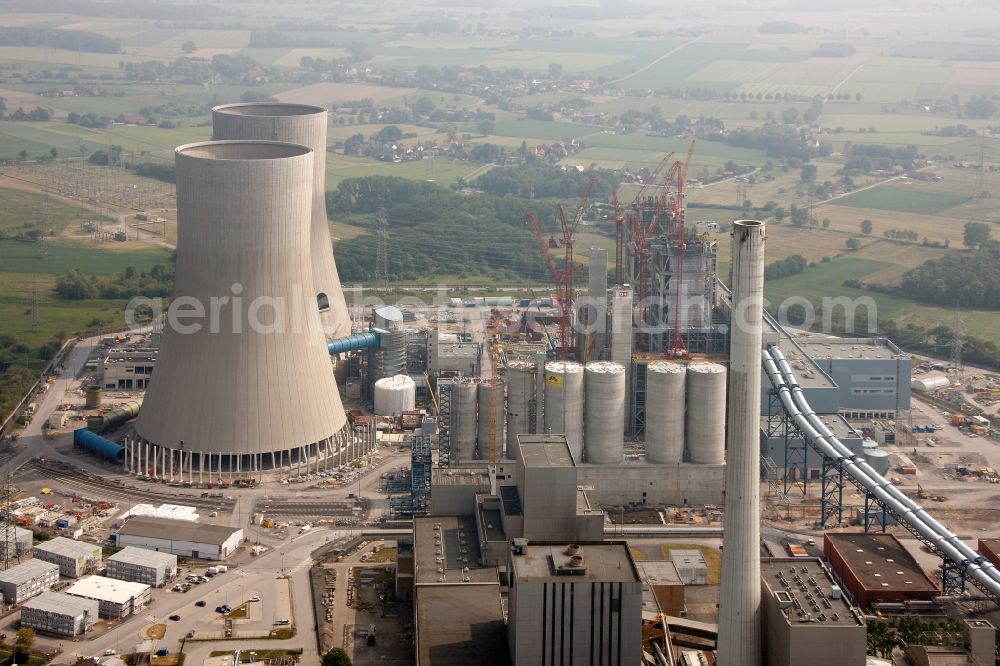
[446,377,506,462]
[495,357,729,465]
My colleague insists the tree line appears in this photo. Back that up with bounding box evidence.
[55,264,174,301]
[0,26,120,53]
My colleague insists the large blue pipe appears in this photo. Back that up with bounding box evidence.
[73,428,125,462]
[327,331,380,355]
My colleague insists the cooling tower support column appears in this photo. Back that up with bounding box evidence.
[717,220,766,666]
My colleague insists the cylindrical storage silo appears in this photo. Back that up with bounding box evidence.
[584,362,625,464]
[85,386,103,410]
[477,379,506,461]
[212,103,349,338]
[373,375,416,416]
[864,447,890,476]
[543,361,584,461]
[686,362,727,464]
[449,378,479,463]
[645,361,686,463]
[505,360,535,461]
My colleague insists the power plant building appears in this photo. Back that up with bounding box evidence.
[130,141,350,479]
[21,591,99,637]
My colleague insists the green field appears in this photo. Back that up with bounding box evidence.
[0,187,90,234]
[830,187,970,215]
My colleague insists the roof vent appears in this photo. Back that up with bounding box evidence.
[565,544,581,556]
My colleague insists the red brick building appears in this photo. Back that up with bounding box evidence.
[823,532,939,608]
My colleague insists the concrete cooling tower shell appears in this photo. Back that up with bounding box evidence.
[132,141,348,480]
[686,362,727,464]
[543,361,584,461]
[645,361,686,464]
[504,360,535,461]
[584,361,625,464]
[212,103,349,338]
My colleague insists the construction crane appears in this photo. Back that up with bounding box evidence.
[524,177,598,360]
[666,137,696,359]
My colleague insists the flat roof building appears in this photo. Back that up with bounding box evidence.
[761,557,866,666]
[106,547,178,587]
[977,538,1000,570]
[415,585,508,666]
[823,532,939,608]
[21,591,99,637]
[508,541,642,666]
[33,537,102,578]
[66,575,151,619]
[115,517,243,560]
[0,558,59,604]
[636,560,685,616]
[0,525,33,560]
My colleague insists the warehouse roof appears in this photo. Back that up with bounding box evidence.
[0,558,59,585]
[824,533,938,595]
[34,536,101,559]
[108,546,177,568]
[798,337,907,361]
[117,517,241,545]
[24,590,99,616]
[67,576,150,604]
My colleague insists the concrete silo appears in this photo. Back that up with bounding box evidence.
[504,360,536,461]
[584,361,625,464]
[685,362,727,464]
[449,378,479,463]
[131,141,348,481]
[543,361,584,461]
[212,103,349,338]
[477,379,506,461]
[373,374,416,416]
[645,361,686,464]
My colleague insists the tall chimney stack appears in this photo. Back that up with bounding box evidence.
[717,219,766,666]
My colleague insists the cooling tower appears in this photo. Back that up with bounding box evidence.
[686,362,727,464]
[477,379,506,461]
[130,141,348,481]
[717,219,766,666]
[543,361,584,461]
[505,360,536,461]
[645,361,686,464]
[212,103,349,338]
[584,361,625,464]
[449,378,479,463]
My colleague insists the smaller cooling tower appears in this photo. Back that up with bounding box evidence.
[449,378,479,463]
[543,361,584,461]
[373,375,416,417]
[645,361,686,464]
[477,379,506,461]
[505,360,536,461]
[584,361,625,464]
[686,362,727,464]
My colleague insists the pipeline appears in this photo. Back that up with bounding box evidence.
[327,331,380,355]
[763,345,1000,600]
[86,400,141,435]
[73,427,125,461]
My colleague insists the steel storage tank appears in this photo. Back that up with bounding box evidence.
[85,386,103,410]
[373,375,416,416]
[450,378,479,463]
[686,362,727,464]
[477,379,506,461]
[645,361,686,463]
[505,360,536,461]
[543,361,585,460]
[584,362,626,464]
[864,447,890,476]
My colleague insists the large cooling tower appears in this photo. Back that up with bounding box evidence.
[686,362,727,464]
[449,378,479,463]
[505,360,536,461]
[477,379,506,461]
[584,361,625,464]
[543,361,584,461]
[212,103,349,338]
[645,361,686,463]
[131,141,348,481]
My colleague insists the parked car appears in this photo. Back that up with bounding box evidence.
[249,595,261,602]
[195,600,207,607]
[187,630,196,638]
[275,618,290,625]
[104,650,116,656]
[168,614,181,621]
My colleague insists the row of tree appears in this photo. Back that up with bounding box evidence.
[55,265,174,301]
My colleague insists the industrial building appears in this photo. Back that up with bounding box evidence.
[33,537,102,578]
[129,140,351,479]
[106,547,178,587]
[823,532,940,608]
[0,525,33,559]
[66,575,151,619]
[20,591,99,637]
[635,560,685,616]
[507,541,643,666]
[0,558,59,603]
[100,348,156,390]
[114,517,243,560]
[760,558,866,666]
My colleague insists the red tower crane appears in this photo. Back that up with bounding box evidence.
[666,137,697,359]
[525,177,598,359]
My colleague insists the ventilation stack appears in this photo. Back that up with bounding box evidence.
[644,361,686,464]
[717,219,766,666]
[212,103,349,338]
